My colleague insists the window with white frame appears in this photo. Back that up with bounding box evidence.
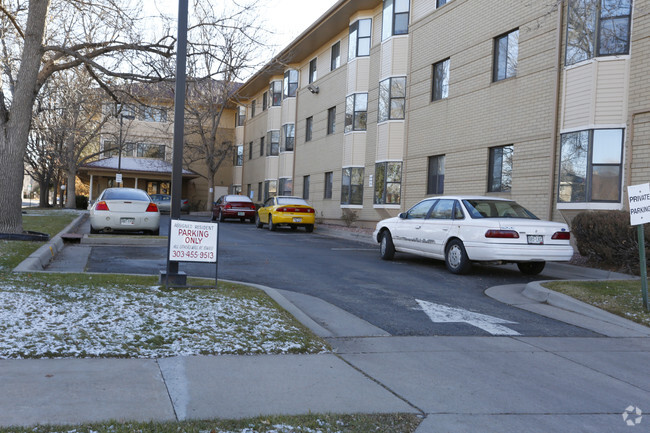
[559,129,623,203]
[309,58,317,84]
[283,70,298,98]
[264,180,277,201]
[341,167,364,205]
[427,155,445,195]
[324,172,333,199]
[267,130,279,156]
[432,58,450,101]
[488,145,513,192]
[493,29,519,82]
[566,0,632,66]
[331,41,341,71]
[378,77,406,122]
[374,162,402,204]
[235,145,243,166]
[279,178,293,196]
[345,93,368,132]
[237,106,246,126]
[270,81,282,106]
[349,19,372,60]
[382,0,410,40]
[282,124,295,152]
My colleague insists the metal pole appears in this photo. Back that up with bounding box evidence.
[118,114,123,186]
[167,0,189,279]
[639,224,649,311]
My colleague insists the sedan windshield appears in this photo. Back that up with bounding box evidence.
[276,197,310,206]
[462,199,538,219]
[102,189,150,201]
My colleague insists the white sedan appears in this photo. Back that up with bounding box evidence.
[373,196,573,275]
[89,188,161,235]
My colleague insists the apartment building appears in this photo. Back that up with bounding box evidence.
[233,0,646,227]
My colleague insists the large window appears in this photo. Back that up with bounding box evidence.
[270,81,282,106]
[283,69,298,98]
[341,167,364,205]
[267,130,279,156]
[136,143,165,159]
[427,155,445,195]
[382,0,410,40]
[264,180,277,202]
[305,116,313,142]
[237,106,246,126]
[324,172,333,199]
[309,58,318,84]
[374,162,402,204]
[378,77,406,122]
[566,0,632,66]
[345,93,368,132]
[559,129,623,203]
[432,59,450,101]
[303,175,310,200]
[488,145,513,192]
[493,29,519,82]
[279,178,293,196]
[327,106,336,135]
[235,145,243,166]
[282,123,295,152]
[349,19,372,60]
[331,42,341,71]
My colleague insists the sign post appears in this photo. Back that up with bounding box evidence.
[627,183,650,311]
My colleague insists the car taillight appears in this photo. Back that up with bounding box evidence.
[552,231,571,240]
[225,203,232,209]
[146,203,158,212]
[95,201,109,211]
[249,204,256,209]
[485,229,519,238]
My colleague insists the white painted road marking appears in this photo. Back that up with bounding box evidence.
[416,299,521,336]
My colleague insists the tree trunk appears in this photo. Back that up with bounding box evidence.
[65,170,77,209]
[0,0,51,233]
[38,180,50,207]
[206,171,216,211]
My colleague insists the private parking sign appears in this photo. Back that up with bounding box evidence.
[628,183,650,226]
[169,220,218,263]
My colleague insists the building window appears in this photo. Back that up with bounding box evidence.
[349,18,372,60]
[264,180,277,202]
[279,178,293,196]
[136,143,165,159]
[247,184,252,199]
[488,145,513,192]
[382,0,410,40]
[259,136,265,157]
[283,69,298,98]
[270,81,282,106]
[493,29,519,82]
[251,100,256,118]
[303,175,310,200]
[378,77,406,122]
[345,93,368,132]
[427,155,445,195]
[566,0,632,66]
[331,41,341,71]
[437,0,449,7]
[142,106,167,122]
[262,92,268,111]
[432,58,450,101]
[249,141,253,160]
[258,182,263,202]
[305,116,313,142]
[327,106,336,135]
[341,167,364,205]
[234,145,243,166]
[267,130,279,156]
[282,123,295,152]
[237,106,246,126]
[309,58,318,84]
[324,172,333,199]
[232,185,242,195]
[374,162,402,204]
[559,129,623,203]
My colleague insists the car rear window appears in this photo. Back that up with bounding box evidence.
[226,195,252,202]
[276,197,310,206]
[462,199,538,219]
[102,189,150,201]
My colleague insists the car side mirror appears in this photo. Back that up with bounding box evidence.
[398,212,407,219]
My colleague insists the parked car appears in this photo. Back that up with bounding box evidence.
[373,196,573,275]
[255,196,316,232]
[212,195,256,223]
[89,187,160,235]
[149,194,190,214]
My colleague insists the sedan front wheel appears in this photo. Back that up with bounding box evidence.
[379,231,395,260]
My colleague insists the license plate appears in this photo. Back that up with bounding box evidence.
[237,212,245,216]
[527,235,543,245]
[120,218,135,225]
[293,217,302,223]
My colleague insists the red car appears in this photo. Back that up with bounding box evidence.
[212,194,256,223]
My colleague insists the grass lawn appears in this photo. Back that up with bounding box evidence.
[0,413,422,433]
[543,279,650,327]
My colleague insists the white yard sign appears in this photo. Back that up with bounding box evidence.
[628,183,650,226]
[169,220,218,263]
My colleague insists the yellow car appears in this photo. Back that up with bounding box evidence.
[255,196,316,232]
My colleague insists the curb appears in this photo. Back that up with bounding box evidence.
[522,280,650,335]
[13,212,87,273]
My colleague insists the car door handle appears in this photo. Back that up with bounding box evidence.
[415,225,421,229]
